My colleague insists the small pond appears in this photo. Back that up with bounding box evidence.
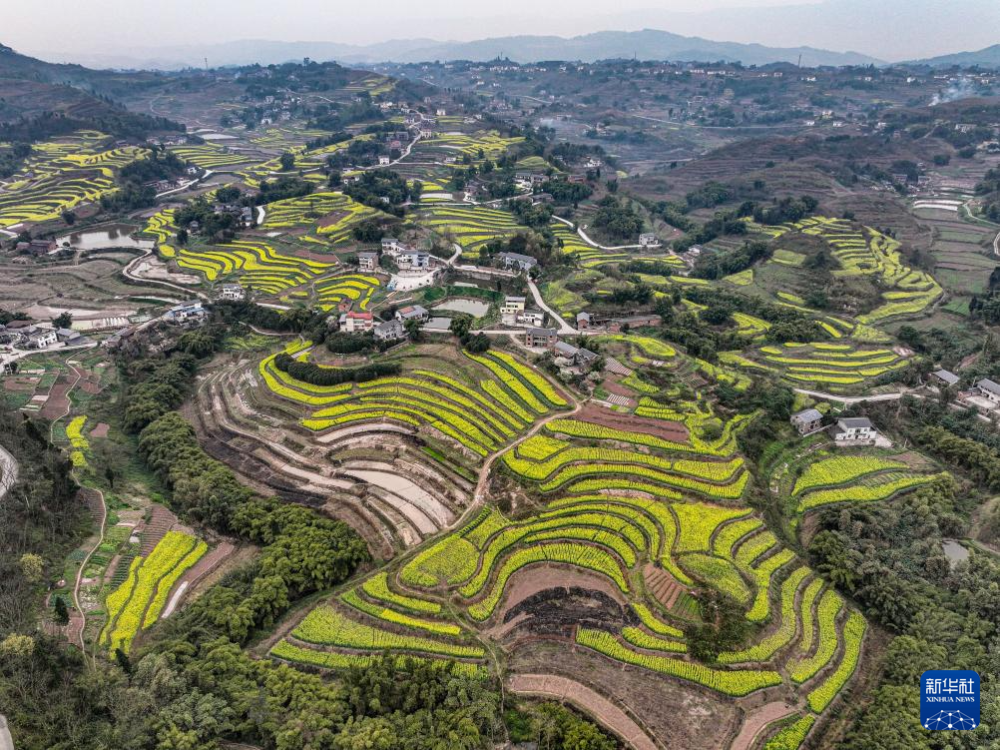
[57,224,154,251]
[433,298,491,317]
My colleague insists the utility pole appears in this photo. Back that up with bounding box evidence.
[797,54,802,68]
[204,57,209,71]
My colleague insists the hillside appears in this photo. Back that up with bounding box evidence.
[908,43,1000,69]
[23,30,881,70]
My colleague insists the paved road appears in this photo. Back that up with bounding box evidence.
[792,387,909,404]
[0,443,19,501]
[0,714,14,750]
[528,279,576,334]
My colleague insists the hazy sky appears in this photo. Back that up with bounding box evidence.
[5,0,817,50]
[6,0,996,62]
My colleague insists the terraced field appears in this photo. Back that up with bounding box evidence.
[733,341,909,389]
[261,191,380,236]
[171,239,335,295]
[417,203,522,257]
[100,530,208,654]
[271,489,867,740]
[167,143,252,169]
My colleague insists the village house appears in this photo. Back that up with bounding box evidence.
[357,252,378,272]
[976,378,1000,404]
[831,417,879,445]
[790,408,824,436]
[381,237,400,253]
[395,305,429,324]
[24,326,57,349]
[56,328,83,345]
[930,369,960,388]
[638,233,661,248]
[607,314,661,333]
[576,312,592,330]
[515,309,545,328]
[164,301,207,325]
[524,327,558,348]
[15,239,57,256]
[498,252,538,273]
[500,295,526,325]
[218,284,245,302]
[343,311,374,333]
[398,250,431,270]
[374,318,405,342]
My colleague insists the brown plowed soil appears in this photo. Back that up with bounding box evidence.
[39,380,72,419]
[140,505,177,555]
[90,422,110,438]
[571,404,688,443]
[643,564,685,609]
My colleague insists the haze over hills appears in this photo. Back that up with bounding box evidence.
[907,44,1000,69]
[28,29,881,71]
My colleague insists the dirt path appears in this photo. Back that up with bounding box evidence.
[73,487,106,654]
[508,674,659,750]
[728,702,798,750]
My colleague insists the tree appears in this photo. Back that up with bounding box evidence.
[18,553,43,583]
[279,152,296,171]
[449,314,473,340]
[53,312,73,329]
[54,595,69,625]
[404,318,422,342]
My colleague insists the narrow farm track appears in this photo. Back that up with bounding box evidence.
[73,487,106,654]
[122,248,210,301]
[507,674,659,750]
[728,702,798,750]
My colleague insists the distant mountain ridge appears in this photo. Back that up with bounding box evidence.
[907,44,1000,69]
[25,29,882,71]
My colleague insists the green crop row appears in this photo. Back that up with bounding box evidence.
[806,611,866,712]
[576,628,782,697]
[293,605,483,659]
[718,567,811,663]
[789,590,844,683]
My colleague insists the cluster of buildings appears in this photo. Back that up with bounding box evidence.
[375,238,435,274]
[0,321,85,351]
[500,296,545,328]
[340,305,431,343]
[789,409,888,447]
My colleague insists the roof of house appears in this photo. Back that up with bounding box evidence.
[978,378,1000,395]
[553,341,579,357]
[397,305,428,319]
[838,417,873,430]
[504,296,526,303]
[577,312,592,321]
[933,369,960,386]
[358,251,377,258]
[375,319,404,336]
[791,408,822,423]
[525,326,556,338]
[500,251,537,266]
[347,311,373,320]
